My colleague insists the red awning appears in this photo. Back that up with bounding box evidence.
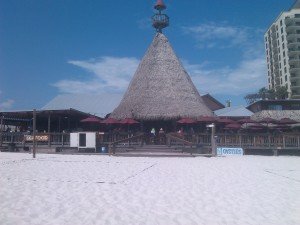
[120,118,139,125]
[177,118,197,124]
[80,116,102,123]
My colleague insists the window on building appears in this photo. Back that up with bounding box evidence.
[281,78,283,84]
[282,43,285,48]
[283,51,286,57]
[280,63,282,69]
[285,75,287,81]
[282,36,284,42]
[291,104,300,110]
[284,67,287,73]
[281,27,283,34]
[266,43,268,49]
[268,105,282,110]
[280,20,283,26]
[284,59,286,65]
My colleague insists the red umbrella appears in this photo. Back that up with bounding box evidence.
[225,123,241,129]
[100,118,120,124]
[258,117,278,124]
[177,118,197,124]
[80,116,102,123]
[274,124,290,129]
[120,118,139,125]
[278,118,298,124]
[237,118,256,124]
[248,123,265,128]
[197,116,218,123]
[217,118,235,124]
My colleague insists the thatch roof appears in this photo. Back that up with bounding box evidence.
[251,110,300,122]
[110,33,213,120]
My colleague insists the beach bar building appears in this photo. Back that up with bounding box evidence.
[1,1,300,156]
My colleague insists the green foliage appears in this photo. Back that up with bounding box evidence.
[275,86,288,99]
[244,86,288,105]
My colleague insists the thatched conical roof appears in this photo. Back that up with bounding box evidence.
[110,33,213,120]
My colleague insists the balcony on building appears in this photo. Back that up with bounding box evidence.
[290,64,300,72]
[290,72,300,80]
[285,22,300,32]
[287,38,300,47]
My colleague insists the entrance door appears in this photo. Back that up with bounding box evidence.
[79,133,86,147]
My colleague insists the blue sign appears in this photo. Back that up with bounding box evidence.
[217,147,244,156]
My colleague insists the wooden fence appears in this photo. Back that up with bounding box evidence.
[1,132,300,150]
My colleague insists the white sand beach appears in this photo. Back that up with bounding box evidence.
[0,153,299,225]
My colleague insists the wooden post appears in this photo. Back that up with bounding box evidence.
[33,109,36,158]
[58,116,61,133]
[109,143,112,156]
[211,123,216,156]
[61,133,64,146]
[0,115,3,147]
[47,113,51,147]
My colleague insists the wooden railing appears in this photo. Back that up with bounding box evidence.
[1,132,300,152]
[0,132,70,147]
[109,133,145,155]
[180,133,300,149]
[166,133,196,154]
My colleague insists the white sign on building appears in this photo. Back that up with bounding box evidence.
[217,147,244,156]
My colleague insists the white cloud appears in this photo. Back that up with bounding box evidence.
[0,90,14,110]
[184,56,267,96]
[53,57,139,94]
[0,99,14,110]
[182,22,263,51]
[182,22,267,96]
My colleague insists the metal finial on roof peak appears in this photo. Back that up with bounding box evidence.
[154,0,166,11]
[152,0,169,33]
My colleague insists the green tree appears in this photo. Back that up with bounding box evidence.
[258,87,269,100]
[275,86,288,99]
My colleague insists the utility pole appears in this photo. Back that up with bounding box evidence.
[33,109,36,158]
[0,115,3,147]
[207,123,216,156]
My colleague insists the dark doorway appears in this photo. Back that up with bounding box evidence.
[79,133,86,147]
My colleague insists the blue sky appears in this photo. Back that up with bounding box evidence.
[0,0,296,111]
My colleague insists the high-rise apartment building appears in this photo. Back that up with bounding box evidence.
[265,0,300,99]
